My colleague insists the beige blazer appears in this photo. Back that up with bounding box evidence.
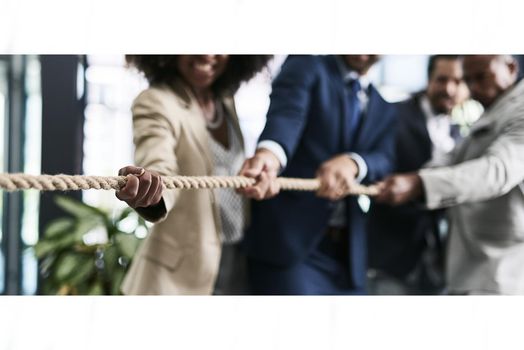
[121,81,245,295]
[419,79,524,294]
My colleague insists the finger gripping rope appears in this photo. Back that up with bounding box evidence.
[0,173,379,196]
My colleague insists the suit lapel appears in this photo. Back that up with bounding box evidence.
[407,95,433,159]
[453,101,497,163]
[339,79,352,152]
[454,81,524,163]
[185,104,214,172]
[324,56,351,152]
[354,86,385,150]
[468,113,495,136]
[222,96,245,151]
[169,81,214,173]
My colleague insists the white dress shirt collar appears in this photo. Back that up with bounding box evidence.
[335,56,370,90]
[420,95,456,167]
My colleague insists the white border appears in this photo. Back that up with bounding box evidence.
[1,296,524,349]
[1,0,524,347]
[0,0,523,53]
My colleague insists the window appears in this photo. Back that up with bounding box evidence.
[0,55,42,295]
[82,55,147,212]
[21,56,41,295]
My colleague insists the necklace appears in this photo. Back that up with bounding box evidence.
[206,100,224,129]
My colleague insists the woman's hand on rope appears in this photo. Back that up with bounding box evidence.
[115,166,164,208]
[374,173,424,206]
[316,154,359,201]
[238,148,281,200]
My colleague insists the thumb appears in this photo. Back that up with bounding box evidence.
[242,156,266,178]
[119,165,145,177]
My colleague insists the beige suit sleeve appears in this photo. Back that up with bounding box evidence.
[132,89,180,222]
[419,115,524,209]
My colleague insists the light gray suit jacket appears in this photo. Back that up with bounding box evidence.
[419,79,524,294]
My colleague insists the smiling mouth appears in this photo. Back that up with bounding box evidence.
[193,62,215,74]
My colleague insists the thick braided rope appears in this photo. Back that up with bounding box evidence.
[0,173,379,196]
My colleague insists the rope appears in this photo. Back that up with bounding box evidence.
[0,173,379,196]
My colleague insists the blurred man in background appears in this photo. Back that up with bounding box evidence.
[368,55,467,294]
[377,55,524,295]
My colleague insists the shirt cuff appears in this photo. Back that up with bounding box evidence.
[347,152,368,183]
[257,140,288,168]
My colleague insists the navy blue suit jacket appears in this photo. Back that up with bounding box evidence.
[368,92,461,283]
[244,55,398,289]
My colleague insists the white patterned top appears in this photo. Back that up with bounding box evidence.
[208,110,246,244]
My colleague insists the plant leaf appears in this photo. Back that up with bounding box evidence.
[116,207,134,222]
[111,268,126,295]
[103,244,119,276]
[40,255,57,274]
[68,256,96,285]
[54,195,106,219]
[72,219,105,241]
[115,233,140,259]
[55,253,90,282]
[38,196,144,296]
[37,232,80,258]
[34,240,60,258]
[88,281,105,295]
[44,218,75,239]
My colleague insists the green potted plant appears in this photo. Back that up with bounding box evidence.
[34,195,147,295]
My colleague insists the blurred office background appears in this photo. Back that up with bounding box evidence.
[1,54,522,295]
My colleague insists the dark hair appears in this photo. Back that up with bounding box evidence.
[427,55,461,79]
[126,55,272,95]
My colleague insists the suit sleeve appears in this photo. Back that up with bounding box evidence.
[258,55,319,162]
[131,89,180,222]
[357,106,398,183]
[420,115,524,209]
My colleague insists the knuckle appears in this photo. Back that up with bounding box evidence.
[129,188,139,198]
[119,167,132,176]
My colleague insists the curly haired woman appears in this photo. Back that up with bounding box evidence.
[116,55,271,294]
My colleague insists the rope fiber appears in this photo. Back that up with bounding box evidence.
[0,173,379,196]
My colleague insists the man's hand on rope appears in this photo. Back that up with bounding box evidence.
[115,166,163,208]
[316,154,359,201]
[374,173,424,206]
[238,148,281,200]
